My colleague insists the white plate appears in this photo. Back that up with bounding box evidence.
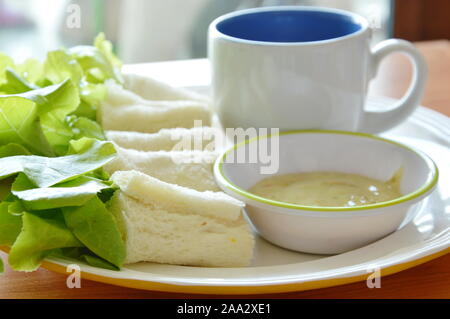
[6,94,449,295]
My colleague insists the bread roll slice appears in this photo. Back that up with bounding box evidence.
[105,127,216,152]
[110,170,254,267]
[104,147,220,192]
[99,81,211,133]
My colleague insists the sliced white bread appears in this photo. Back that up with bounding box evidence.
[104,147,220,192]
[99,81,211,133]
[112,170,243,221]
[105,127,216,152]
[123,73,209,103]
[110,170,254,267]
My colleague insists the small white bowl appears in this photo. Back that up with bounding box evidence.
[214,130,439,254]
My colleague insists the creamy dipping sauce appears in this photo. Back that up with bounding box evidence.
[249,171,402,208]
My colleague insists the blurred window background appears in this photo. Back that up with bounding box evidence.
[0,0,395,63]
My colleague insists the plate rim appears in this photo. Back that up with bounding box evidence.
[1,246,448,294]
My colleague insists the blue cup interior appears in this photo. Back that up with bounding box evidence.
[216,9,364,43]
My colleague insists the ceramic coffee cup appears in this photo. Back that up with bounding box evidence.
[208,6,427,133]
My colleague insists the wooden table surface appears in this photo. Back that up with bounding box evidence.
[0,40,449,299]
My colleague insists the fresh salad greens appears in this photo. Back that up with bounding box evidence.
[0,34,126,272]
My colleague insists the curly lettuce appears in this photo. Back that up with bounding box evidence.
[0,34,125,273]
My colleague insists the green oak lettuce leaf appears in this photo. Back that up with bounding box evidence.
[53,247,119,271]
[79,82,107,108]
[11,173,114,211]
[95,33,122,73]
[8,211,83,271]
[0,144,30,201]
[43,38,114,121]
[0,56,44,88]
[71,100,97,120]
[69,33,123,84]
[17,79,79,116]
[0,68,38,94]
[63,196,125,268]
[66,137,113,182]
[16,79,80,155]
[0,53,14,84]
[0,143,30,157]
[82,254,119,271]
[7,199,25,216]
[44,50,83,85]
[73,82,107,120]
[67,136,106,154]
[0,179,12,201]
[0,79,80,156]
[0,138,116,187]
[16,58,45,85]
[0,34,120,136]
[67,115,105,140]
[0,95,53,156]
[0,200,23,246]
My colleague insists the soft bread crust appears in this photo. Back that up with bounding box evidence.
[104,147,219,192]
[110,171,254,267]
[99,81,211,133]
[105,127,216,152]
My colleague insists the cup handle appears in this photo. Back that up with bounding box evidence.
[360,39,427,133]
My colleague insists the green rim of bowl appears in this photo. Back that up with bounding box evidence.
[215,130,439,212]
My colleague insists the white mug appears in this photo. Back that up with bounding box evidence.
[208,6,427,133]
